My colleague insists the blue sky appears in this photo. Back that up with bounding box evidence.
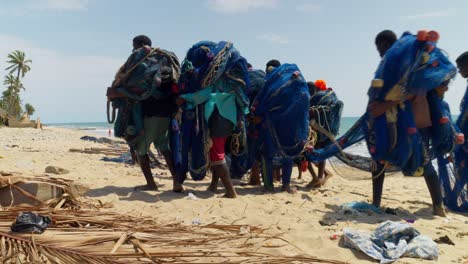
[0,0,467,123]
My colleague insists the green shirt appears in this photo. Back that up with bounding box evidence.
[180,78,249,126]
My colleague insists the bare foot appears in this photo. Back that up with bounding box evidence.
[134,184,158,191]
[207,184,218,193]
[281,185,297,194]
[263,185,275,193]
[222,190,237,198]
[306,178,322,188]
[173,181,184,193]
[433,205,447,217]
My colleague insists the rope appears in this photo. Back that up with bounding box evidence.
[106,100,116,124]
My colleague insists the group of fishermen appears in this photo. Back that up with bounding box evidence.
[107,30,468,217]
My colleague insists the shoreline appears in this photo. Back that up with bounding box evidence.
[0,126,467,263]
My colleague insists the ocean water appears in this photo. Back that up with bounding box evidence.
[47,117,362,138]
[46,122,114,137]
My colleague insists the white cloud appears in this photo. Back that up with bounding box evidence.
[0,0,91,15]
[0,34,122,123]
[296,3,321,13]
[30,0,91,11]
[404,9,455,20]
[206,0,279,14]
[256,33,291,45]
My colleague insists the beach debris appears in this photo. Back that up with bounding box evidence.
[434,235,455,246]
[340,201,382,215]
[45,166,70,175]
[11,212,51,234]
[187,192,199,200]
[239,226,251,235]
[405,219,416,224]
[101,152,133,163]
[319,219,337,226]
[330,232,342,240]
[0,172,83,209]
[0,208,348,264]
[343,221,438,263]
[385,207,398,215]
[191,218,202,225]
[70,147,127,156]
[80,135,123,145]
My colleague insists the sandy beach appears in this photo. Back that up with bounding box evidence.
[0,127,467,263]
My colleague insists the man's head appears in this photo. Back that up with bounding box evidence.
[266,59,281,73]
[456,51,468,78]
[132,35,152,51]
[375,30,397,58]
[307,81,317,96]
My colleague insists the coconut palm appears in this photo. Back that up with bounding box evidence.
[24,103,35,116]
[6,50,32,80]
[2,74,23,117]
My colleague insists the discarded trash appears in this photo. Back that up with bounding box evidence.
[405,219,416,224]
[434,235,455,246]
[239,226,251,235]
[11,212,52,234]
[319,219,336,226]
[340,201,382,215]
[385,207,397,215]
[191,218,202,225]
[45,166,70,175]
[343,221,438,263]
[330,232,342,240]
[187,192,199,200]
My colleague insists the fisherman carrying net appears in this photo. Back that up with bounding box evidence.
[175,41,250,198]
[106,35,181,192]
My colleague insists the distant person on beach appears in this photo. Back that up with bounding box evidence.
[107,35,181,192]
[367,30,451,216]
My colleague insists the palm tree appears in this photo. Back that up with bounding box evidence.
[2,74,23,117]
[24,103,35,116]
[6,50,32,80]
[4,51,30,117]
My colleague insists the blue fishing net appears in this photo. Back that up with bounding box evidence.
[310,89,344,144]
[174,41,250,182]
[229,69,267,178]
[109,47,180,145]
[305,32,464,211]
[253,63,310,158]
[440,85,468,212]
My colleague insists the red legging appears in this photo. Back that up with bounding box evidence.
[210,137,227,163]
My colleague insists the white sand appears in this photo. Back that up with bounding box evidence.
[0,127,467,263]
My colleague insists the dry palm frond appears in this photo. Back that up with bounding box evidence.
[0,172,104,210]
[1,173,347,263]
[0,209,347,264]
[69,147,128,156]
